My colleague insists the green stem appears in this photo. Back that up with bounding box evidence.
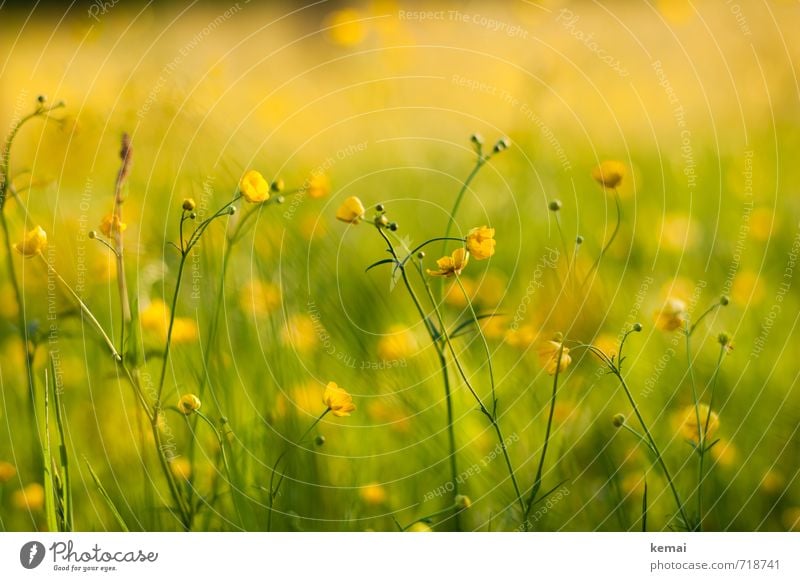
[441,157,487,258]
[582,189,621,288]
[455,274,497,417]
[524,344,564,527]
[157,254,187,403]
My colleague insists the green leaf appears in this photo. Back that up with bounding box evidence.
[83,457,130,532]
[365,258,396,272]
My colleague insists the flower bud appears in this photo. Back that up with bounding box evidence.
[270,179,284,193]
[720,295,730,306]
[576,235,584,245]
[632,322,643,332]
[455,494,472,509]
[389,222,398,231]
[182,198,196,212]
[548,200,562,212]
[470,133,484,146]
[376,203,385,212]
[315,435,326,446]
[612,413,625,428]
[493,137,510,153]
[178,394,201,415]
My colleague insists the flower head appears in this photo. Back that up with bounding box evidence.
[178,393,201,415]
[359,483,387,505]
[100,214,127,237]
[677,404,719,444]
[239,170,270,203]
[538,340,572,375]
[306,173,331,198]
[13,226,47,257]
[323,381,356,417]
[466,226,496,260]
[592,160,625,189]
[336,196,366,224]
[12,483,44,511]
[427,247,469,277]
[0,461,16,483]
[654,298,687,332]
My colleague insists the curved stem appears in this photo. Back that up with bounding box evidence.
[582,189,621,288]
[156,253,187,403]
[441,156,487,259]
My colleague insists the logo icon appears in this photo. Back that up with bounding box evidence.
[20,541,46,569]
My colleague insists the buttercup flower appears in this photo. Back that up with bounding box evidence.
[13,226,47,257]
[12,483,44,511]
[538,340,572,375]
[239,170,270,203]
[359,483,387,505]
[654,298,688,332]
[169,457,192,480]
[407,522,433,532]
[427,247,469,277]
[466,226,496,260]
[592,160,625,189]
[323,382,356,417]
[677,404,719,444]
[336,196,366,224]
[99,214,127,237]
[0,461,16,483]
[178,393,202,415]
[306,173,331,198]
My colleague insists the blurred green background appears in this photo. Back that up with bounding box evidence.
[0,0,798,531]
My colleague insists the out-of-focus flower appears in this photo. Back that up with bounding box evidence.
[593,334,619,359]
[335,196,366,223]
[99,214,127,237]
[760,470,786,494]
[171,318,198,343]
[538,340,572,375]
[732,270,766,305]
[282,314,318,352]
[14,226,47,257]
[677,404,719,444]
[659,214,701,252]
[0,461,16,483]
[407,522,433,532]
[620,473,646,497]
[710,438,737,468]
[445,277,475,308]
[140,299,197,343]
[591,160,625,189]
[325,8,367,46]
[466,226,496,260]
[323,382,356,417]
[306,173,331,198]
[377,325,417,361]
[170,457,192,480]
[240,280,282,317]
[239,170,270,203]
[12,483,45,511]
[782,507,800,531]
[178,394,201,415]
[504,324,539,349]
[750,207,775,241]
[359,482,387,505]
[427,248,469,277]
[654,298,687,332]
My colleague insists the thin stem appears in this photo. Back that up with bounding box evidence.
[267,409,329,531]
[582,189,621,288]
[441,156,487,259]
[156,254,187,403]
[524,343,564,526]
[696,344,726,531]
[455,274,497,417]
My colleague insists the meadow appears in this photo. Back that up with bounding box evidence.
[0,0,798,532]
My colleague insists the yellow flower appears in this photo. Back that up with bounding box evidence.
[591,160,625,189]
[377,325,417,361]
[654,297,687,332]
[0,461,16,483]
[12,483,45,511]
[677,404,719,444]
[99,213,127,237]
[538,340,572,375]
[325,8,367,47]
[359,482,387,505]
[169,457,192,480]
[13,225,47,257]
[466,226,496,260]
[240,280,282,317]
[323,381,356,417]
[407,522,433,532]
[710,438,737,468]
[178,393,201,415]
[140,299,170,336]
[336,196,366,224]
[593,334,619,359]
[760,470,786,494]
[239,169,270,203]
[171,318,198,343]
[306,173,331,198]
[427,247,469,277]
[282,314,318,352]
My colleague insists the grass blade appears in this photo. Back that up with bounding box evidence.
[83,457,130,531]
